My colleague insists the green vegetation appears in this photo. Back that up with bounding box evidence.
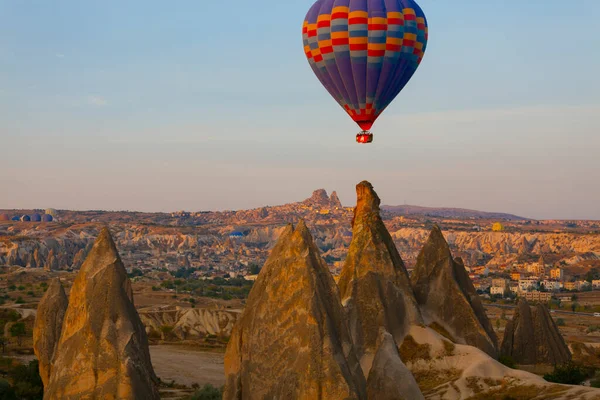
[248,264,261,275]
[498,355,516,369]
[187,384,223,400]
[585,268,600,283]
[543,363,588,385]
[160,325,175,340]
[555,318,565,326]
[9,323,26,347]
[0,360,43,400]
[127,268,143,278]
[159,277,253,300]
[587,325,600,333]
[0,311,20,338]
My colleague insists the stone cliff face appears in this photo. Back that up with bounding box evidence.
[411,225,499,357]
[45,228,159,400]
[338,181,423,375]
[139,305,240,339]
[223,221,367,400]
[501,299,571,365]
[304,189,331,207]
[33,278,68,387]
[391,228,600,267]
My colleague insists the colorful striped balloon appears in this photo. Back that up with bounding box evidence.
[303,0,428,132]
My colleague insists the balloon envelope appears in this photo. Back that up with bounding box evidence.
[303,0,428,131]
[31,213,42,222]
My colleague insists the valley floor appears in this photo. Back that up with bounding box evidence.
[150,345,225,388]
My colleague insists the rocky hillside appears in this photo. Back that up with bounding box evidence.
[382,204,527,221]
[222,181,600,399]
[2,188,600,282]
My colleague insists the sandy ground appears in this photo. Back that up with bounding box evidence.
[150,345,225,388]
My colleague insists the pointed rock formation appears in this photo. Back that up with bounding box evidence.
[411,225,499,357]
[44,228,159,400]
[304,189,330,207]
[45,249,58,271]
[367,332,424,400]
[223,221,367,400]
[330,191,343,209]
[501,299,571,365]
[338,181,423,373]
[33,278,68,386]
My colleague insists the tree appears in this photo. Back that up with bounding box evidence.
[8,360,43,400]
[0,379,16,400]
[585,268,600,283]
[189,384,223,400]
[248,264,261,275]
[160,325,174,341]
[571,294,579,302]
[9,323,26,347]
[544,363,588,385]
[571,302,579,313]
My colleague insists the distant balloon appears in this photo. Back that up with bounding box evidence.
[11,216,20,222]
[21,215,31,222]
[31,213,42,222]
[45,208,57,217]
[0,214,9,222]
[302,0,428,142]
[42,214,53,222]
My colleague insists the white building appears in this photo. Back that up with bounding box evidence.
[518,279,539,292]
[491,286,506,296]
[593,280,600,289]
[542,280,562,292]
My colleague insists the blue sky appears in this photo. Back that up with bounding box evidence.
[1,0,599,219]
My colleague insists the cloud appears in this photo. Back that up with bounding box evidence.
[87,96,108,107]
[55,53,65,58]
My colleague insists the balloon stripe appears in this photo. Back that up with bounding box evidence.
[365,0,387,121]
[320,0,356,116]
[331,0,360,114]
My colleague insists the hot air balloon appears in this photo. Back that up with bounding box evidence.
[31,213,42,222]
[302,0,428,143]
